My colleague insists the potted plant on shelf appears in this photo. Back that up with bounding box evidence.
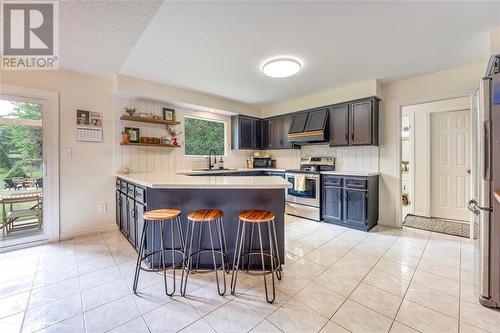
[121,130,130,144]
[165,125,181,146]
[124,107,136,117]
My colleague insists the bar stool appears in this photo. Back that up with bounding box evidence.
[133,209,185,296]
[181,209,228,296]
[231,210,282,303]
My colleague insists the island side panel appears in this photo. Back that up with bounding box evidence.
[145,187,285,269]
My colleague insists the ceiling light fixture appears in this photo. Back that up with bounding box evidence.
[261,56,302,78]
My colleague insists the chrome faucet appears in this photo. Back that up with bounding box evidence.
[208,149,216,170]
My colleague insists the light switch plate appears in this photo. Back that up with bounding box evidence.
[98,203,107,215]
[64,147,72,158]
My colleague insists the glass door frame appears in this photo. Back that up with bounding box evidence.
[0,84,59,251]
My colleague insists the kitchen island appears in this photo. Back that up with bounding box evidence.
[115,173,291,269]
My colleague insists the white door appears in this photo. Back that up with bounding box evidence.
[431,109,470,221]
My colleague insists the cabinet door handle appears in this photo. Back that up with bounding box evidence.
[351,133,354,141]
[344,192,349,201]
[338,192,342,199]
[345,133,348,141]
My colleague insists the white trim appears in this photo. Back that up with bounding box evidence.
[396,92,473,228]
[0,84,60,245]
[59,224,118,241]
[183,114,228,158]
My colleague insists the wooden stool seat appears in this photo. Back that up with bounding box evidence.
[143,209,181,221]
[187,209,224,222]
[239,210,275,223]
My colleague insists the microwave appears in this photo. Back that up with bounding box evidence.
[253,157,272,168]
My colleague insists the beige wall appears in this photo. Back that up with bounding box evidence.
[261,79,380,117]
[1,69,116,238]
[379,62,484,227]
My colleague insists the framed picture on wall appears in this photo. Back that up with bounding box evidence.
[125,127,140,143]
[162,107,175,121]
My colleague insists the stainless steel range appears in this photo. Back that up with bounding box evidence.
[285,156,335,221]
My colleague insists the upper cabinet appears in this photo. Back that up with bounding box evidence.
[231,97,379,150]
[231,115,262,150]
[329,104,349,146]
[329,97,379,147]
[262,114,294,150]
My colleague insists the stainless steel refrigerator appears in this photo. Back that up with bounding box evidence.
[469,55,500,308]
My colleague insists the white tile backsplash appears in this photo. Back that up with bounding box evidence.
[115,97,378,174]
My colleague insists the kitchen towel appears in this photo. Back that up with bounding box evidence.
[294,175,307,192]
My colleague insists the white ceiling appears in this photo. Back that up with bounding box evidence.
[57,2,500,105]
[59,1,161,77]
[118,1,500,105]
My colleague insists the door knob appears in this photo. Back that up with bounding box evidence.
[467,169,471,174]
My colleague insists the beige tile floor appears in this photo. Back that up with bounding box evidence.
[1,215,499,332]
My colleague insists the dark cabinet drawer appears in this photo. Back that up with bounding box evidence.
[344,178,367,189]
[116,179,121,190]
[323,176,342,187]
[127,184,135,197]
[135,187,146,203]
[120,181,128,193]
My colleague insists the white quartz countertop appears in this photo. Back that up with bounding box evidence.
[116,173,292,189]
[320,171,380,177]
[178,168,286,175]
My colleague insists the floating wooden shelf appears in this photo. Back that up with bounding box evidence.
[494,191,500,204]
[120,115,180,126]
[120,142,181,148]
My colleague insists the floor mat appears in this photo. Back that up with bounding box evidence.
[403,214,470,238]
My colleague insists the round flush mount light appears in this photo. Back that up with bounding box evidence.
[261,56,302,78]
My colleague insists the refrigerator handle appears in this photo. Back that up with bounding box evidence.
[484,120,491,181]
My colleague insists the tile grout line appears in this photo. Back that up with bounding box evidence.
[19,243,43,333]
[386,229,432,333]
[318,229,403,332]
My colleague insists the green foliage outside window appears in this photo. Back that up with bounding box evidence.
[184,116,225,156]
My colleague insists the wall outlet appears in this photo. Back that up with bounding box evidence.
[98,203,107,215]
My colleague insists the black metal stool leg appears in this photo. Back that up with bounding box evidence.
[271,218,282,280]
[267,221,277,303]
[230,219,246,295]
[159,220,169,295]
[195,222,203,271]
[181,219,195,296]
[246,223,255,272]
[133,220,148,293]
[217,218,230,273]
[208,219,225,295]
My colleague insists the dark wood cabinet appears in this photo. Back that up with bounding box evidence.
[281,114,293,148]
[232,97,379,150]
[127,197,136,247]
[262,115,294,150]
[344,189,367,228]
[322,185,343,223]
[120,192,128,236]
[329,104,349,146]
[329,97,379,147]
[350,100,375,145]
[321,174,379,231]
[135,202,145,251]
[231,115,262,150]
[116,180,147,249]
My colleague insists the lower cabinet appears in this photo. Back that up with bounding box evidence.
[135,202,145,251]
[322,175,378,231]
[343,189,367,229]
[116,180,147,249]
[322,186,343,223]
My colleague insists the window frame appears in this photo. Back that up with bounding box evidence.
[183,115,227,158]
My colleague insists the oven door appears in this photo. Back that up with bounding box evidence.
[285,173,320,207]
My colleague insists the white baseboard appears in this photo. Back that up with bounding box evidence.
[59,224,118,241]
[378,218,399,228]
